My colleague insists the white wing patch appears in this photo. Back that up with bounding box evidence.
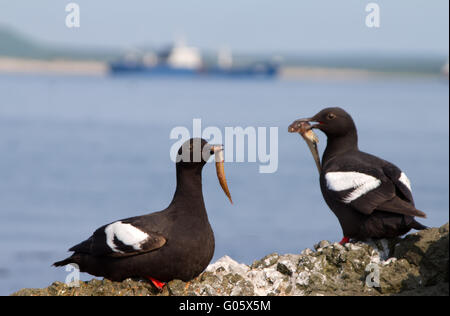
[325,171,382,204]
[399,172,412,192]
[105,221,149,253]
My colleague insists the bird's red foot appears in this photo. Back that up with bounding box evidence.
[146,276,166,290]
[339,236,350,245]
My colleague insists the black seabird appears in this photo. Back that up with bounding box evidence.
[54,138,232,289]
[289,107,427,243]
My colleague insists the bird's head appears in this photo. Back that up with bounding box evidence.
[176,138,218,168]
[290,107,356,138]
[176,138,233,203]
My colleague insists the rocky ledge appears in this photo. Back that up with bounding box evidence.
[12,223,449,296]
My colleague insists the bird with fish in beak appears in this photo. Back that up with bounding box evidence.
[289,107,427,244]
[54,138,233,290]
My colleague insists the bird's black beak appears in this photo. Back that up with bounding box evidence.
[210,145,233,204]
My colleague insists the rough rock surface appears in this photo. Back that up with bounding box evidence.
[12,223,449,296]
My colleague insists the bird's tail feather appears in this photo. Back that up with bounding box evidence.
[409,219,428,231]
[53,257,75,267]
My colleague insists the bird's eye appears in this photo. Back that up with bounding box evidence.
[327,113,336,120]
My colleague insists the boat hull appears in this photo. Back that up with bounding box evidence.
[109,63,278,78]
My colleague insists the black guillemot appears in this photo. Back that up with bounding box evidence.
[54,138,232,289]
[289,107,427,243]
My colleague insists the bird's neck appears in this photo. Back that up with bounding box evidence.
[170,165,206,214]
[323,129,359,165]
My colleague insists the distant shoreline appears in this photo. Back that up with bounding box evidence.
[0,57,108,76]
[0,56,444,79]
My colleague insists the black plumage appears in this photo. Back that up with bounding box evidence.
[54,138,226,283]
[291,107,427,241]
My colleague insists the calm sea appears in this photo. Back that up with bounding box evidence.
[0,74,448,295]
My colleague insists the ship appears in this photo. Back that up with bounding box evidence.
[109,41,278,78]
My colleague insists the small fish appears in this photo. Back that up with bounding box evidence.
[214,148,233,204]
[288,120,322,174]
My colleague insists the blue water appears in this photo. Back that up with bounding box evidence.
[0,74,448,295]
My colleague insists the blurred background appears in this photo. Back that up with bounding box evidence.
[0,1,448,295]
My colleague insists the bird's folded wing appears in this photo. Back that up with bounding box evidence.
[377,196,426,218]
[70,220,167,258]
[382,164,415,205]
[323,169,424,218]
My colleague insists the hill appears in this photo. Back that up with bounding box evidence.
[0,25,118,61]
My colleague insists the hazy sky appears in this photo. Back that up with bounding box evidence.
[0,0,448,55]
